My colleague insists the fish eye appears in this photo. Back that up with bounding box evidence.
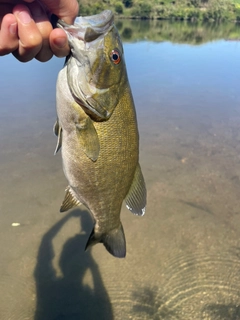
[110,49,121,65]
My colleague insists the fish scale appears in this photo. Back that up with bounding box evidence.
[66,87,138,227]
[55,10,146,258]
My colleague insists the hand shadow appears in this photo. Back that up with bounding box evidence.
[34,208,113,320]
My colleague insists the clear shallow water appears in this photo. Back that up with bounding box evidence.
[1,20,240,319]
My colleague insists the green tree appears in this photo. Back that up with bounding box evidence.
[190,0,201,6]
[123,0,133,8]
[139,3,152,18]
[115,2,124,14]
[131,3,152,18]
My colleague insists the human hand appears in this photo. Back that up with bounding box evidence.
[0,0,79,62]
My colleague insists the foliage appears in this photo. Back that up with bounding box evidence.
[122,0,133,8]
[77,0,240,21]
[115,2,124,14]
[131,2,152,18]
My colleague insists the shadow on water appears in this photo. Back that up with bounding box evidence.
[34,209,113,320]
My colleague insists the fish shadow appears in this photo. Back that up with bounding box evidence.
[34,209,113,320]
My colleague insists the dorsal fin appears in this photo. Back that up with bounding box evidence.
[60,186,81,212]
[125,163,146,216]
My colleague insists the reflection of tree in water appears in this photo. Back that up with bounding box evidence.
[117,19,240,44]
[122,28,133,40]
[132,286,180,320]
[201,304,240,320]
[34,209,113,320]
[115,20,123,31]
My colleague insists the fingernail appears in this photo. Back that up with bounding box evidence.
[54,37,67,48]
[9,23,17,35]
[18,11,32,24]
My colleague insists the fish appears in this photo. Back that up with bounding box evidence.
[54,10,146,258]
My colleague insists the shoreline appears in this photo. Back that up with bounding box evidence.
[116,15,240,23]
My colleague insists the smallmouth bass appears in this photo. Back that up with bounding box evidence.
[54,10,146,258]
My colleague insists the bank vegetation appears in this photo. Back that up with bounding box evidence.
[78,0,240,21]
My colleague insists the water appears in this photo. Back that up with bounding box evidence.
[1,20,240,319]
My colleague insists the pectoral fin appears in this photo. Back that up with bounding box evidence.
[125,163,146,216]
[60,186,81,212]
[71,101,100,161]
[53,119,62,154]
[76,116,100,162]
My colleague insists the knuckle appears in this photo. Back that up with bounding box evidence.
[36,51,53,62]
[35,39,53,62]
[37,22,52,39]
[0,49,11,56]
[20,32,42,50]
[0,43,17,56]
[12,48,35,62]
[13,52,33,62]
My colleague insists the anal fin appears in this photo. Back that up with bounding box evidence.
[60,186,81,212]
[125,163,146,216]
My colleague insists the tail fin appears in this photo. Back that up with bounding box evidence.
[85,223,126,258]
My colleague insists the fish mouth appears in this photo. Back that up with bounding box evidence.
[56,10,114,42]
